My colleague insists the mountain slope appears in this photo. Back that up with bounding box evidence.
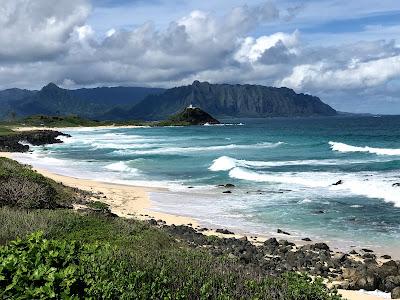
[0,88,36,119]
[127,81,336,120]
[69,86,164,107]
[1,83,164,119]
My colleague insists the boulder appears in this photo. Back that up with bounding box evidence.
[310,243,330,251]
[392,287,400,299]
[277,229,291,235]
[216,228,234,235]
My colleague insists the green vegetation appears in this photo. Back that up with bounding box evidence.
[0,157,76,209]
[0,126,14,136]
[0,158,342,299]
[0,114,199,129]
[0,115,147,128]
[0,208,341,299]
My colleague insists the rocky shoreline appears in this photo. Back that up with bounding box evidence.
[142,219,400,298]
[0,130,70,152]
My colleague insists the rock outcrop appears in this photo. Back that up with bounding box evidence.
[0,130,70,152]
[167,106,220,125]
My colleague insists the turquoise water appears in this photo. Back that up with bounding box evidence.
[14,116,400,252]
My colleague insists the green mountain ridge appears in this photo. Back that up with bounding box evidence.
[115,81,337,120]
[0,81,336,120]
[0,83,164,119]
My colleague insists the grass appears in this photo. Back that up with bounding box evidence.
[0,126,15,136]
[0,208,342,299]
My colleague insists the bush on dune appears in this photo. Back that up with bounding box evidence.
[0,157,75,209]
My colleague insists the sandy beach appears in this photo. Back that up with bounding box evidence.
[0,151,395,300]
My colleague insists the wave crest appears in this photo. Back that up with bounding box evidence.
[104,162,140,174]
[329,141,400,156]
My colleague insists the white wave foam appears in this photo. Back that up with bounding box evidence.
[209,156,237,171]
[113,142,283,155]
[228,166,400,207]
[208,155,384,172]
[329,141,400,156]
[229,167,331,187]
[299,198,312,204]
[13,152,67,166]
[104,162,140,175]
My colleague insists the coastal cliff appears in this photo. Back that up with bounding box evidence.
[124,81,337,120]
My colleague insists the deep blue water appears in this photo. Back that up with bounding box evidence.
[14,115,400,253]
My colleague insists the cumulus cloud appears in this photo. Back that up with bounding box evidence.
[279,55,400,91]
[0,0,90,62]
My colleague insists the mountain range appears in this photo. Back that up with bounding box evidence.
[0,81,336,120]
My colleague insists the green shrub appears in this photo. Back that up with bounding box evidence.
[86,201,110,212]
[0,228,342,299]
[0,231,101,299]
[0,158,75,209]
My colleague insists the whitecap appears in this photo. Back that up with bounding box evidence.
[104,161,140,175]
[113,142,283,155]
[208,155,383,172]
[329,141,400,156]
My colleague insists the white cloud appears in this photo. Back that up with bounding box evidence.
[235,31,299,63]
[0,0,90,62]
[279,55,400,90]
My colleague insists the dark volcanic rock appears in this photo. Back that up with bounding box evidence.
[0,130,70,152]
[392,287,400,299]
[277,229,291,235]
[332,180,343,186]
[222,190,232,194]
[302,237,312,242]
[216,229,234,235]
[362,248,374,253]
[167,106,220,125]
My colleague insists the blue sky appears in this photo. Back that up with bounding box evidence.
[0,0,399,113]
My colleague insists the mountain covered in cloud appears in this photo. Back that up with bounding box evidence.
[0,81,336,120]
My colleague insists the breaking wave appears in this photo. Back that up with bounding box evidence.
[113,142,283,155]
[329,141,400,156]
[104,161,140,175]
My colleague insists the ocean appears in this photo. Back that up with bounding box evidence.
[13,115,400,254]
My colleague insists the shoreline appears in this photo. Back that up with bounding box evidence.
[12,125,150,132]
[0,151,396,299]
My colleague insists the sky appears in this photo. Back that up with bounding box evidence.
[0,0,400,113]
